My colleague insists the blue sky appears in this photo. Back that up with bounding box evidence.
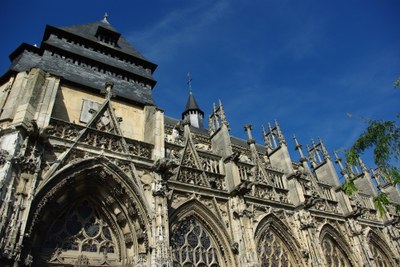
[1,0,399,169]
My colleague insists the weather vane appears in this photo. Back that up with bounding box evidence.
[187,72,193,94]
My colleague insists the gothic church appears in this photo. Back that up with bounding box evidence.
[0,16,399,267]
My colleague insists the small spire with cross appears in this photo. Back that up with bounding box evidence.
[187,72,193,94]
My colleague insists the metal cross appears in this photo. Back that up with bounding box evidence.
[187,72,193,94]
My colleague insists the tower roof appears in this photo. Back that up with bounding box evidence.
[55,19,151,63]
[183,92,204,116]
[3,16,158,106]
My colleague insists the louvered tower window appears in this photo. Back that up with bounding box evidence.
[95,26,120,47]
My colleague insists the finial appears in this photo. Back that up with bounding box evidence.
[294,134,305,160]
[102,12,110,24]
[262,125,269,147]
[274,119,281,134]
[371,168,383,187]
[358,157,368,172]
[244,124,253,132]
[104,81,114,99]
[318,137,330,159]
[311,138,317,149]
[187,72,193,94]
[293,134,299,146]
[212,102,220,128]
[268,122,273,133]
[244,124,255,144]
[261,125,272,150]
[262,125,267,136]
[274,119,286,144]
[334,150,346,172]
[218,99,230,129]
[333,150,340,161]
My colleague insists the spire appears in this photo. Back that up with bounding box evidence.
[263,120,287,151]
[358,157,368,173]
[308,138,326,167]
[183,73,203,114]
[262,125,267,145]
[334,150,346,173]
[293,134,306,160]
[244,124,255,144]
[318,137,330,160]
[182,73,204,128]
[218,100,229,129]
[371,168,383,187]
[208,100,230,134]
[275,120,286,145]
[183,91,203,115]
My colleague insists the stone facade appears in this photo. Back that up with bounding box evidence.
[0,17,399,267]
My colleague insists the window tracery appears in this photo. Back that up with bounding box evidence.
[171,217,221,267]
[257,230,295,267]
[42,200,118,265]
[321,235,352,267]
[368,237,392,267]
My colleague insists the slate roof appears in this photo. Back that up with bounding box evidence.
[230,136,266,154]
[164,115,180,127]
[43,35,153,80]
[164,114,266,153]
[164,115,209,136]
[56,20,152,65]
[2,19,157,106]
[183,93,204,115]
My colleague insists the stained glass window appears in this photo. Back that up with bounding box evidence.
[368,239,392,267]
[321,235,352,267]
[171,218,221,267]
[257,231,294,267]
[42,200,118,261]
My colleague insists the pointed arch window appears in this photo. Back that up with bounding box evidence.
[321,235,352,267]
[171,217,222,267]
[42,200,119,265]
[257,230,295,267]
[369,243,392,267]
[368,232,393,267]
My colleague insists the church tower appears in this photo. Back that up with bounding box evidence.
[0,15,162,267]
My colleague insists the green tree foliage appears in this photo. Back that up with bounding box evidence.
[395,78,400,88]
[341,178,358,195]
[343,82,400,216]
